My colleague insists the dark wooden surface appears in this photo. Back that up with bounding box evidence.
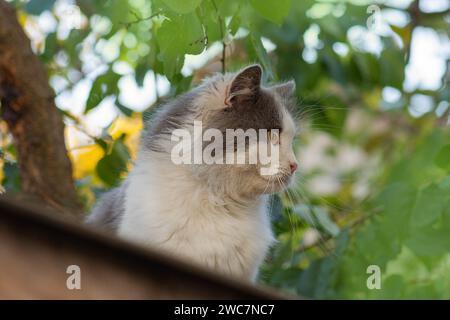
[0,197,288,299]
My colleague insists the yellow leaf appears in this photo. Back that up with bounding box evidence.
[391,25,412,47]
[18,12,28,27]
[69,144,105,180]
[108,114,143,160]
[109,114,143,138]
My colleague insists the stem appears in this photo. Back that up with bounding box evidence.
[211,0,226,73]
[296,210,378,254]
[121,10,161,29]
[405,0,420,64]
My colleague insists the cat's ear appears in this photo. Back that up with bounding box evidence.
[272,80,296,98]
[225,64,262,107]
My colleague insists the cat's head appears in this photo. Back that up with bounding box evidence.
[146,64,299,197]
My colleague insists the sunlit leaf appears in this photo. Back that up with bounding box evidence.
[96,137,131,187]
[161,0,203,14]
[249,0,292,24]
[411,184,446,229]
[435,145,450,171]
[249,34,274,81]
[156,13,205,77]
[85,71,121,113]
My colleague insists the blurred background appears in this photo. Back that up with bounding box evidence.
[0,0,449,299]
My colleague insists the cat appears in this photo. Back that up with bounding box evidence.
[86,65,299,281]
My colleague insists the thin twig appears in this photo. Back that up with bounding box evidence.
[405,0,420,64]
[211,0,226,73]
[121,10,162,29]
[296,210,378,253]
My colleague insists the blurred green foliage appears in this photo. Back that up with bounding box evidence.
[1,0,449,298]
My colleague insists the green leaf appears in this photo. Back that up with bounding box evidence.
[354,220,402,269]
[292,204,339,237]
[317,16,346,42]
[228,14,241,36]
[292,204,315,225]
[373,182,417,244]
[135,59,149,87]
[297,230,349,298]
[156,13,205,78]
[100,0,132,33]
[249,0,292,24]
[169,74,193,95]
[95,138,108,151]
[379,40,405,89]
[388,131,446,187]
[406,228,450,256]
[115,99,134,117]
[439,175,450,190]
[96,138,130,187]
[161,0,203,14]
[314,207,340,237]
[435,145,450,171]
[296,259,322,298]
[411,184,446,228]
[2,162,21,193]
[377,275,406,299]
[352,52,378,85]
[197,0,225,44]
[25,0,56,15]
[85,70,121,113]
[40,32,58,63]
[215,0,240,17]
[315,230,348,298]
[249,34,274,81]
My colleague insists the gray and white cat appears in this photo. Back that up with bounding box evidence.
[87,65,299,281]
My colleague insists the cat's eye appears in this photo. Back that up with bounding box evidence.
[269,130,280,145]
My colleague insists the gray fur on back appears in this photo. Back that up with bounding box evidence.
[143,90,198,152]
[85,184,126,233]
[85,93,199,233]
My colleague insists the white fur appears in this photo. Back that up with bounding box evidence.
[119,150,274,281]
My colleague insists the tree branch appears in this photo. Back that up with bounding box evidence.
[0,1,82,218]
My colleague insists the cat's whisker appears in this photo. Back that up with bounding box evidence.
[295,104,348,122]
[296,181,346,212]
[275,176,300,264]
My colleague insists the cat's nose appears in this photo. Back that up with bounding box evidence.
[289,162,298,174]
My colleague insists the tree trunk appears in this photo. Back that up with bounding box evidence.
[0,0,81,217]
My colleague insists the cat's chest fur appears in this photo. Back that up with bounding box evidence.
[118,155,274,281]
